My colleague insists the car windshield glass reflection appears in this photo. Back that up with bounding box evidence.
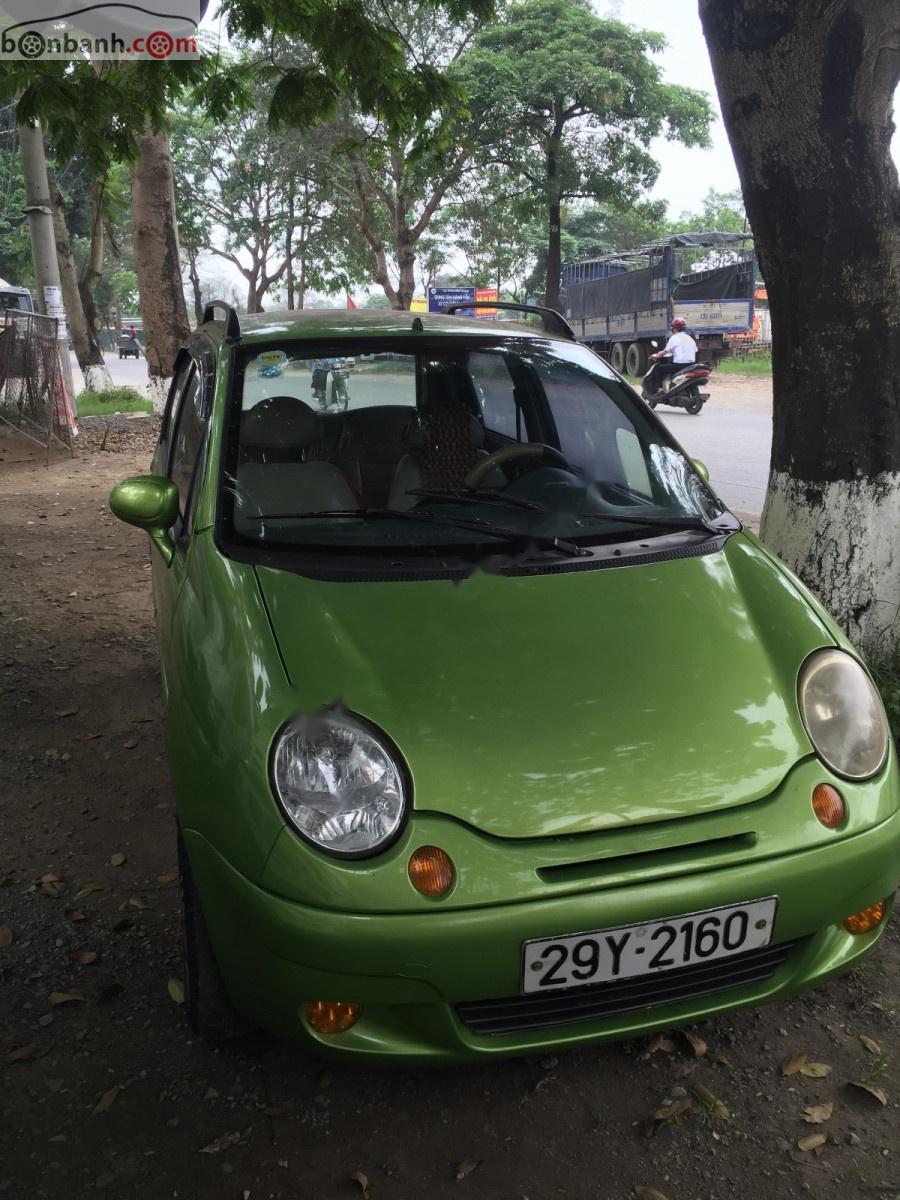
[222,341,730,555]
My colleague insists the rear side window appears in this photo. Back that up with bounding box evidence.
[468,352,519,439]
[168,368,205,529]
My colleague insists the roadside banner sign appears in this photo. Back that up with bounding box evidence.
[428,286,475,314]
[475,287,498,318]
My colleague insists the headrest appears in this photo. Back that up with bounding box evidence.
[241,396,320,449]
[403,397,485,452]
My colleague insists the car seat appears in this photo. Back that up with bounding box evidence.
[387,369,503,510]
[235,397,358,528]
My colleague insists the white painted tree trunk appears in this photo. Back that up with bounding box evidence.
[761,471,900,655]
[148,374,170,415]
[83,362,114,392]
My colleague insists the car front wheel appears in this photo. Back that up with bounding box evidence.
[177,832,253,1042]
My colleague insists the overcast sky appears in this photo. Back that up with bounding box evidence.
[614,0,900,216]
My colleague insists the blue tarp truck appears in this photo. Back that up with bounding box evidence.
[562,231,757,375]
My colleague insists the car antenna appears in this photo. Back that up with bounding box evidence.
[412,316,424,332]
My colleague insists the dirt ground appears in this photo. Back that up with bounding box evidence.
[3,405,900,1200]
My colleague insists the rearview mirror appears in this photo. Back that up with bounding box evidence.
[691,458,710,483]
[109,475,179,565]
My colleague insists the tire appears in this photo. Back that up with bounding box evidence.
[610,342,627,373]
[685,387,703,415]
[178,832,253,1042]
[118,351,123,359]
[625,342,647,377]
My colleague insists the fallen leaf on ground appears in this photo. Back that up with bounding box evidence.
[38,873,66,898]
[679,1030,707,1057]
[692,1082,730,1120]
[72,949,97,965]
[801,1102,833,1124]
[48,991,85,1005]
[123,738,138,750]
[859,1034,881,1055]
[350,1171,370,1199]
[797,1133,827,1153]
[0,925,12,948]
[63,908,86,922]
[157,874,177,884]
[654,1096,694,1121]
[6,1044,35,1063]
[634,1189,670,1200]
[167,979,185,1004]
[199,1130,242,1155]
[126,897,146,910]
[74,882,102,900]
[455,1160,481,1182]
[55,707,78,718]
[799,1062,832,1078]
[782,1052,808,1076]
[109,853,126,867]
[707,1051,731,1066]
[646,1033,676,1055]
[93,1086,120,1114]
[849,1081,888,1105]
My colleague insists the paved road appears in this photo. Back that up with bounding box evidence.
[658,398,772,522]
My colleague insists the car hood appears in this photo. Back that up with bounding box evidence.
[255,535,832,839]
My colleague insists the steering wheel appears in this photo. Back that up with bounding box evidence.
[465,442,572,489]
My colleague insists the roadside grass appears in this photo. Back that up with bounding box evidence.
[75,386,152,417]
[718,352,772,375]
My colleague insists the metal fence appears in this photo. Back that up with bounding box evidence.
[0,310,75,458]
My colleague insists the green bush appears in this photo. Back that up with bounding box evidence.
[718,352,772,375]
[75,387,152,417]
[870,658,900,744]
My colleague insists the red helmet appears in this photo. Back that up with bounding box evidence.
[671,317,687,332]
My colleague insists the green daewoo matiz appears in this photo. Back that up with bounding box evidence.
[111,302,900,1062]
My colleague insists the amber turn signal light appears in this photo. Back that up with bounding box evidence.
[305,1000,361,1034]
[408,846,455,897]
[811,783,846,829]
[843,900,887,935]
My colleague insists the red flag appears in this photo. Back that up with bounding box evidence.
[346,293,357,309]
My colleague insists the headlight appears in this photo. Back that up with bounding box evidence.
[271,710,408,857]
[798,649,889,780]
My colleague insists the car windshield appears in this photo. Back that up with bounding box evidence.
[221,338,729,559]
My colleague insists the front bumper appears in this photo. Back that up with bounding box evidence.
[183,804,900,1063]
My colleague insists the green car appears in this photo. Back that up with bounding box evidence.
[111,301,899,1063]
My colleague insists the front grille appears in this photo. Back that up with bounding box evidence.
[456,941,796,1036]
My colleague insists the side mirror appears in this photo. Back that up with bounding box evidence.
[691,458,710,483]
[109,475,179,565]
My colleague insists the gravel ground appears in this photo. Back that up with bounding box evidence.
[3,403,900,1200]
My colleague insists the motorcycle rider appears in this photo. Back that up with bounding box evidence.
[643,318,697,398]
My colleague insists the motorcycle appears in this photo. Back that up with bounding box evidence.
[311,359,351,412]
[641,358,711,416]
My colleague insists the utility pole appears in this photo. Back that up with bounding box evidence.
[18,117,76,400]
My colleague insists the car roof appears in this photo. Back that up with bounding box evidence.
[226,307,553,346]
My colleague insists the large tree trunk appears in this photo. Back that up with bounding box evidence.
[700,0,900,658]
[49,178,113,391]
[132,121,191,413]
[77,178,109,379]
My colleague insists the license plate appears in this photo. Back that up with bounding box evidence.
[521,897,778,994]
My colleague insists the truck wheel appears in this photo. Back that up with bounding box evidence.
[625,342,647,377]
[610,343,627,373]
[178,832,253,1043]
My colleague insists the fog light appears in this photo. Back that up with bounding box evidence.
[305,1000,361,1034]
[408,846,455,897]
[812,783,845,829]
[843,900,887,935]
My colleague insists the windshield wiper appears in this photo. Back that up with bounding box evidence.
[405,488,545,511]
[575,511,725,533]
[243,508,590,558]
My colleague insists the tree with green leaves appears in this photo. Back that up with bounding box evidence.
[464,0,713,310]
[669,187,747,236]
